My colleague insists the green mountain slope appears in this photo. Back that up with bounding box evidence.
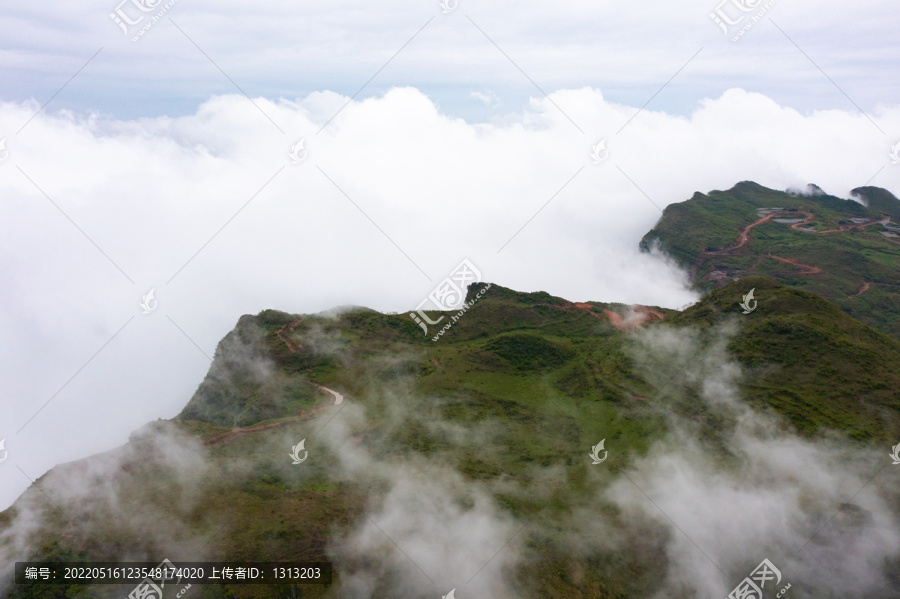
[640,182,900,338]
[3,279,900,598]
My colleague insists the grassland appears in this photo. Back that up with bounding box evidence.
[4,276,900,597]
[640,182,900,338]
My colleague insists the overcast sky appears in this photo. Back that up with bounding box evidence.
[1,0,899,517]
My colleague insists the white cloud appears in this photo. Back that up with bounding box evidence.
[1,1,899,120]
[0,84,898,512]
[599,322,900,596]
[469,90,500,107]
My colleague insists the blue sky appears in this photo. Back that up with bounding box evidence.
[1,0,900,519]
[2,1,898,124]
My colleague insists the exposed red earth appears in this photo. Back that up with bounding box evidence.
[572,301,666,331]
[795,214,890,235]
[276,318,304,353]
[763,254,822,275]
[601,309,625,330]
[600,305,664,331]
[851,281,871,297]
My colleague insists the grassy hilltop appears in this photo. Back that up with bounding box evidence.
[640,182,900,338]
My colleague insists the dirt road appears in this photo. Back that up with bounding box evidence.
[764,254,822,275]
[697,209,889,281]
[796,215,890,235]
[203,321,343,447]
[277,318,304,353]
[202,384,344,447]
[704,211,808,255]
[315,384,343,406]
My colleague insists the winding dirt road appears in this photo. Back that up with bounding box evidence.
[704,211,801,255]
[705,210,889,257]
[203,322,343,447]
[202,384,344,447]
[315,384,343,406]
[277,318,304,353]
[697,209,891,282]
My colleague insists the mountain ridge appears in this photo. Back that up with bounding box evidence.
[640,181,900,339]
[4,273,900,597]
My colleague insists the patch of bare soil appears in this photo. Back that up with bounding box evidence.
[851,281,871,297]
[602,305,664,331]
[276,318,304,353]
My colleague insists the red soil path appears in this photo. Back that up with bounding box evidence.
[704,211,795,255]
[276,318,304,353]
[698,209,891,281]
[204,318,342,447]
[851,281,871,297]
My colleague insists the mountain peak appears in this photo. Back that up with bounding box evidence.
[641,181,900,339]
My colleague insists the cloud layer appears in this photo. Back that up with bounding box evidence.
[1,84,899,514]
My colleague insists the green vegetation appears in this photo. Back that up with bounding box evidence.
[641,182,900,338]
[5,274,900,597]
[669,276,900,439]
